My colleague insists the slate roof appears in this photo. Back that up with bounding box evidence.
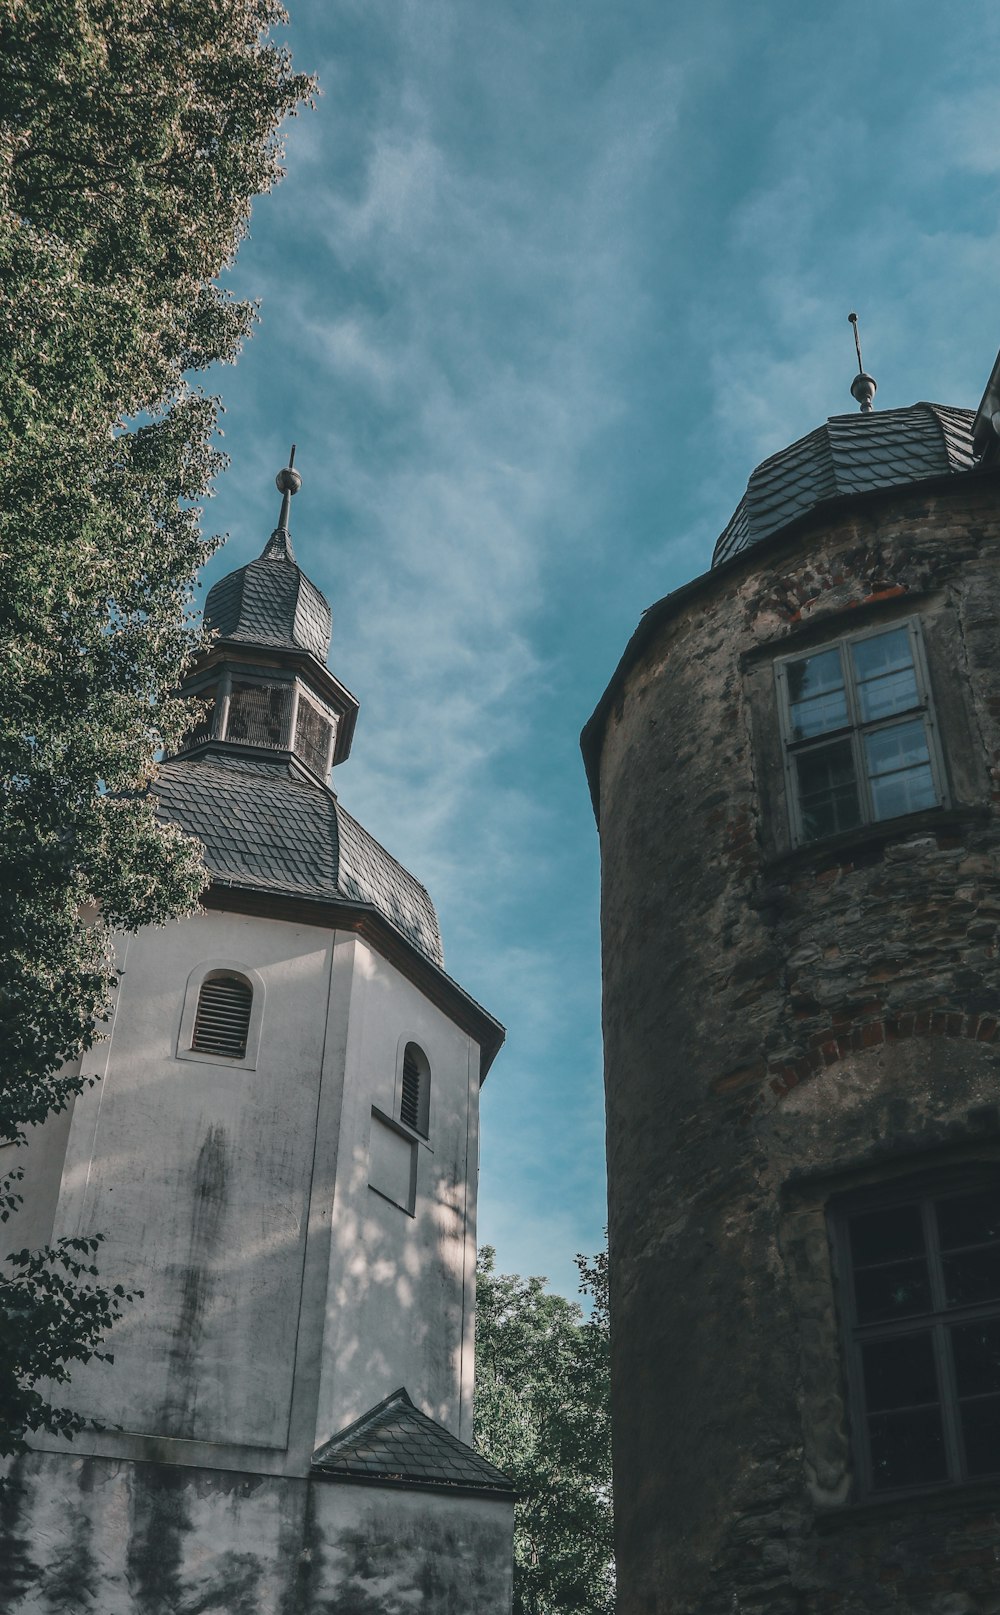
[204,527,333,662]
[154,753,444,967]
[712,403,976,566]
[311,1388,514,1495]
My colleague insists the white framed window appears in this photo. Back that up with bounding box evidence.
[176,960,265,1070]
[775,618,947,846]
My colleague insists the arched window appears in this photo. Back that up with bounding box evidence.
[191,972,254,1059]
[400,1042,430,1138]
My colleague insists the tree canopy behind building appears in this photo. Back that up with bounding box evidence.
[474,1244,614,1615]
[0,0,312,1457]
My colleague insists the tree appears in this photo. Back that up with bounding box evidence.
[0,0,313,1457]
[474,1243,614,1615]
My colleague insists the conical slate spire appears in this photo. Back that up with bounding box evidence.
[204,446,332,660]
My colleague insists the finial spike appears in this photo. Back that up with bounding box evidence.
[274,446,303,534]
[847,312,876,413]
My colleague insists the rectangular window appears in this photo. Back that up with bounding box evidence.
[294,692,336,777]
[225,680,294,750]
[775,620,945,846]
[832,1182,1000,1496]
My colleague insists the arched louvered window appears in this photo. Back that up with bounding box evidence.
[400,1042,430,1138]
[191,972,253,1059]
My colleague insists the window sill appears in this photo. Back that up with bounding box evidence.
[762,803,991,876]
[815,1473,1000,1531]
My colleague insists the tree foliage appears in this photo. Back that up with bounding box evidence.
[474,1244,614,1615]
[0,0,312,1457]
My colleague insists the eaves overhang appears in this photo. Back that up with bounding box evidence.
[200,879,505,1083]
[580,462,1000,824]
[973,347,1000,464]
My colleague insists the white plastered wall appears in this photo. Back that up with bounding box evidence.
[15,909,482,1468]
[313,935,481,1447]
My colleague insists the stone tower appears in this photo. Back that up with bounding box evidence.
[2,459,514,1612]
[582,356,1000,1614]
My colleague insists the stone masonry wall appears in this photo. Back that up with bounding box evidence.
[596,477,1000,1615]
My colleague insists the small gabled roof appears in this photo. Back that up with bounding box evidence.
[311,1388,514,1496]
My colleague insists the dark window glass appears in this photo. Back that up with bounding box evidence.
[795,741,861,841]
[937,1191,1000,1251]
[849,1204,924,1267]
[868,1407,947,1491]
[951,1320,1000,1399]
[837,1180,1000,1496]
[861,1333,938,1411]
[959,1395,1000,1477]
[854,1259,931,1325]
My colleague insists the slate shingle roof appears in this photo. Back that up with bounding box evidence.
[713,403,976,567]
[204,528,332,661]
[311,1388,514,1494]
[154,754,444,967]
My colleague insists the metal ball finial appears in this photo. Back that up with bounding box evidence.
[276,443,301,498]
[847,313,876,413]
[273,444,301,534]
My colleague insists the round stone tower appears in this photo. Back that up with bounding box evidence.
[583,371,1000,1615]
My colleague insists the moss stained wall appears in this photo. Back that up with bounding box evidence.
[594,478,1000,1615]
[0,1450,514,1614]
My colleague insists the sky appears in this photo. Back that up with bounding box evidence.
[201,0,1000,1300]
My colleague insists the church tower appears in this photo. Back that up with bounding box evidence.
[3,458,514,1612]
[583,344,1000,1614]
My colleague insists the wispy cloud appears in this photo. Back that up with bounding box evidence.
[205,0,1000,1293]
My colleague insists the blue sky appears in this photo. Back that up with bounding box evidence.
[202,0,1000,1299]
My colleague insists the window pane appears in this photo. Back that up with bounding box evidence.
[864,719,932,777]
[960,1394,1000,1477]
[951,1321,1000,1398]
[795,741,861,841]
[864,719,935,822]
[854,1258,931,1324]
[226,681,293,748]
[937,1191,1000,1251]
[862,1333,939,1412]
[787,648,848,739]
[869,765,936,822]
[294,694,335,777]
[868,1406,947,1490]
[942,1248,1000,1308]
[851,629,919,721]
[849,1204,925,1268]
